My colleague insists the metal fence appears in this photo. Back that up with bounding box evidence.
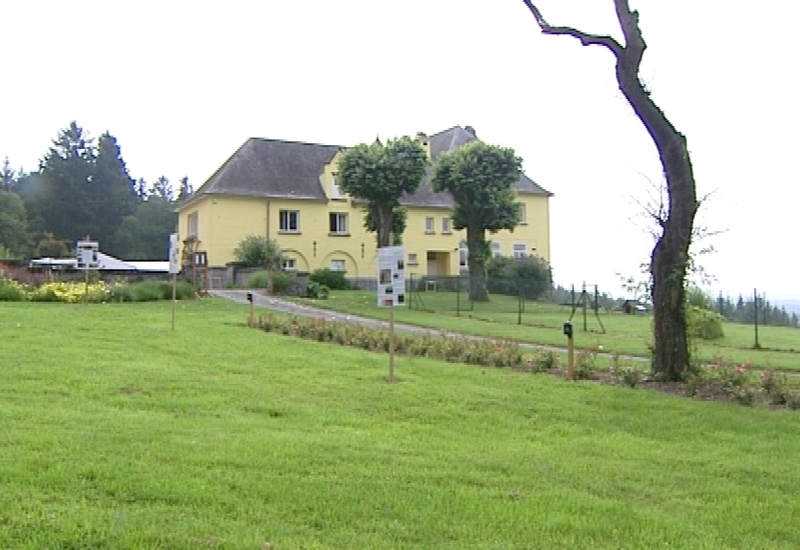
[406,274,606,332]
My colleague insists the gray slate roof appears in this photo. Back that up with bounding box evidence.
[193,138,340,201]
[188,126,551,208]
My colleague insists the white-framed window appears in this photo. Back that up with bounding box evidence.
[518,203,527,224]
[513,243,527,259]
[279,210,299,232]
[330,259,346,272]
[408,253,418,265]
[442,217,451,234]
[187,211,198,237]
[331,174,343,200]
[459,241,468,268]
[329,212,349,234]
[491,242,501,258]
[425,217,434,233]
[282,258,297,271]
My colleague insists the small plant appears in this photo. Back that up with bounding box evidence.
[785,391,800,411]
[609,350,643,388]
[307,281,330,299]
[759,369,790,406]
[574,347,598,380]
[531,349,559,372]
[309,268,349,291]
[0,278,27,302]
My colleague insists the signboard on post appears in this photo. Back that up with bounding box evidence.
[377,245,405,307]
[377,245,405,383]
[76,240,99,270]
[169,233,180,275]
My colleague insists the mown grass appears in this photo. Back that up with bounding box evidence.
[294,290,800,371]
[2,299,800,548]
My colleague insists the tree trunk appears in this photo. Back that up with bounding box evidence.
[521,0,699,380]
[467,232,489,302]
[617,73,697,381]
[376,205,392,248]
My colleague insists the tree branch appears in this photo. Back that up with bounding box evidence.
[520,0,623,56]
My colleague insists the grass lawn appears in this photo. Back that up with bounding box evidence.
[2,298,800,548]
[294,290,800,371]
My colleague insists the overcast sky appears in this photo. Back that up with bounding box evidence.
[1,0,797,299]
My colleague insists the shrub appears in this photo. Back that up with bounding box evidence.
[233,235,282,269]
[309,268,348,290]
[271,271,295,295]
[245,271,269,289]
[0,278,26,301]
[574,347,598,380]
[307,281,330,299]
[686,306,724,340]
[486,256,552,300]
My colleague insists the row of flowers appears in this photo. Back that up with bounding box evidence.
[256,312,561,371]
[0,278,195,303]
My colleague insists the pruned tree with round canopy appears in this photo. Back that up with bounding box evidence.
[431,141,523,302]
[336,136,428,248]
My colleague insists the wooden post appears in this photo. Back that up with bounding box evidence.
[567,334,574,381]
[389,306,395,383]
[171,272,177,331]
[754,288,760,349]
[82,234,89,304]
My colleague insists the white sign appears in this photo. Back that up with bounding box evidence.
[76,240,99,270]
[377,245,405,307]
[169,233,180,274]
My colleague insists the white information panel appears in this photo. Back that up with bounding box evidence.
[76,240,99,270]
[377,245,406,307]
[169,233,180,274]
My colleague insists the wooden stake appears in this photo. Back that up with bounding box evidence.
[171,272,177,331]
[567,335,574,381]
[389,306,395,382]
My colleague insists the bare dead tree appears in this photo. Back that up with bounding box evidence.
[522,0,699,380]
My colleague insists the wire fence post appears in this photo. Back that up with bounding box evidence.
[754,287,760,349]
[456,275,461,316]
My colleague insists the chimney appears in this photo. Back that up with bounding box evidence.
[464,126,476,138]
[415,131,431,159]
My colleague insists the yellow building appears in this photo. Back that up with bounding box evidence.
[176,126,551,285]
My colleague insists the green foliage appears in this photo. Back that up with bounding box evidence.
[24,123,137,254]
[244,271,269,289]
[0,244,19,260]
[0,278,26,301]
[115,196,177,260]
[686,306,725,340]
[244,271,295,295]
[686,285,714,310]
[271,271,295,294]
[486,255,552,299]
[34,231,69,258]
[306,281,330,299]
[233,235,282,268]
[309,267,349,290]
[0,190,32,258]
[111,280,194,302]
[337,136,428,247]
[431,141,522,233]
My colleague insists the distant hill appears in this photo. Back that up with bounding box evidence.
[773,300,800,316]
